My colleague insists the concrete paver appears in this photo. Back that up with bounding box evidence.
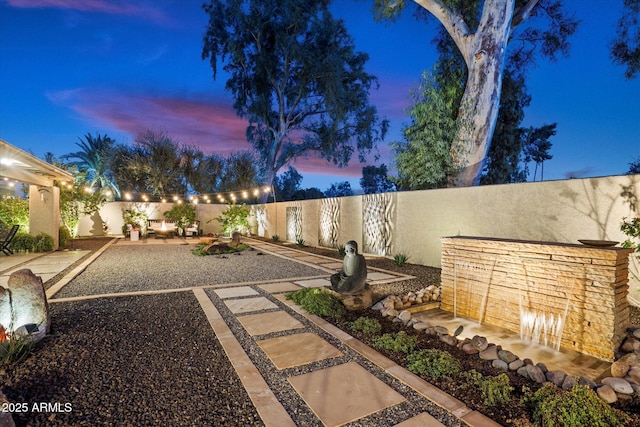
[238,310,304,336]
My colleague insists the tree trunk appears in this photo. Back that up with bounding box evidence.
[449,0,515,187]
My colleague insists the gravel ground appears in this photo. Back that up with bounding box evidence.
[53,243,328,298]
[2,293,263,426]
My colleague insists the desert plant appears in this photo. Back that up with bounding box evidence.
[214,203,250,236]
[296,238,306,247]
[406,348,462,379]
[337,244,346,256]
[33,232,54,252]
[524,383,630,427]
[192,243,249,256]
[271,235,281,242]
[373,331,417,353]
[285,288,345,317]
[393,253,409,266]
[349,317,382,334]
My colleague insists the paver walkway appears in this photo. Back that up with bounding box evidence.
[6,237,501,427]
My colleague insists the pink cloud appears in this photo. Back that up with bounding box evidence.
[7,0,173,26]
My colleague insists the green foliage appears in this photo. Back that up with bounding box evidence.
[360,164,395,194]
[122,205,148,234]
[324,182,353,198]
[621,216,640,252]
[192,243,249,256]
[373,331,417,353]
[202,0,387,190]
[215,203,250,236]
[285,288,345,318]
[33,232,54,252]
[59,226,71,249]
[0,332,34,365]
[10,232,34,252]
[463,370,513,406]
[0,196,29,231]
[349,317,382,335]
[406,349,462,379]
[393,253,409,266]
[296,238,305,247]
[524,383,630,427]
[271,235,280,242]
[392,71,460,190]
[164,203,196,235]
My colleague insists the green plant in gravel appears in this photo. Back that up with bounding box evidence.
[271,234,280,242]
[192,243,249,256]
[214,202,250,236]
[524,383,630,427]
[285,288,345,317]
[463,370,513,406]
[406,348,461,379]
[393,253,409,266]
[373,331,417,353]
[296,238,305,247]
[349,317,382,334]
[0,327,35,365]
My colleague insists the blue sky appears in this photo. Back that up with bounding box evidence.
[1,0,638,192]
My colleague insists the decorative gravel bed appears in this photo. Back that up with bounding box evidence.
[1,293,263,426]
[53,243,328,298]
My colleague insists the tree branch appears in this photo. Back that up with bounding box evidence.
[511,0,539,29]
[413,0,474,64]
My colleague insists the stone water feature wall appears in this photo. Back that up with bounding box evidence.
[441,236,633,361]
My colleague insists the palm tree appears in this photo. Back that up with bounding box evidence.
[62,133,120,198]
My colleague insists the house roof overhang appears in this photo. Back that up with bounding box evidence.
[0,139,74,187]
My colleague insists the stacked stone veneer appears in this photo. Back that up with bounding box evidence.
[441,236,633,361]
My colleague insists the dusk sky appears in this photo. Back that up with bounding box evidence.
[1,0,639,192]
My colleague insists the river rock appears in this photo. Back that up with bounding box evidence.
[536,362,548,373]
[492,359,508,371]
[434,325,449,335]
[632,327,640,340]
[509,359,524,371]
[479,344,499,360]
[561,375,577,390]
[440,334,458,346]
[579,376,597,389]
[526,364,546,383]
[597,385,618,403]
[628,367,640,383]
[471,335,489,351]
[461,342,480,355]
[610,360,631,378]
[328,288,373,311]
[498,349,518,364]
[517,366,530,380]
[412,322,430,331]
[601,377,634,394]
[546,370,567,387]
[383,308,398,318]
[398,310,412,322]
[620,337,640,353]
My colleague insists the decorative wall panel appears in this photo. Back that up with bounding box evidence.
[362,193,393,256]
[286,204,302,242]
[253,206,267,237]
[319,198,340,248]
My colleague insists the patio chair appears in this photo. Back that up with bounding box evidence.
[1,224,20,255]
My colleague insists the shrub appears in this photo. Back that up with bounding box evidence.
[0,196,29,231]
[271,235,280,242]
[59,226,72,249]
[165,203,197,236]
[463,370,513,406]
[10,232,35,252]
[296,238,305,247]
[407,349,462,379]
[373,331,417,353]
[285,288,345,317]
[192,243,249,256]
[349,317,382,334]
[393,253,409,266]
[215,203,249,236]
[34,233,54,252]
[524,383,630,427]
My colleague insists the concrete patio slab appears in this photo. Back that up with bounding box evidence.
[258,282,301,294]
[294,278,331,288]
[258,332,342,370]
[238,310,304,336]
[215,286,260,299]
[224,296,279,314]
[288,361,405,426]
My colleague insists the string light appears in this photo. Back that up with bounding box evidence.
[83,186,272,204]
